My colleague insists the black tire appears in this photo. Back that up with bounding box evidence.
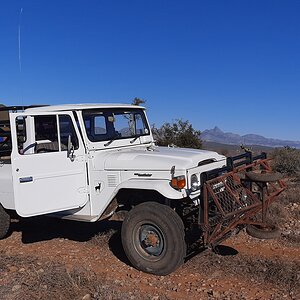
[0,204,10,239]
[246,224,280,239]
[121,202,186,275]
[245,171,282,183]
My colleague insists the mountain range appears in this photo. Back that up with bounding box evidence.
[201,127,300,149]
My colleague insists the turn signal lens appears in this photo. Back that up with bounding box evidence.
[171,176,186,190]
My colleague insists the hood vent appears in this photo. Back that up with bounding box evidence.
[107,174,118,187]
[198,159,216,167]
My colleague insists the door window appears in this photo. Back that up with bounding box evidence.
[17,114,79,155]
[35,115,59,153]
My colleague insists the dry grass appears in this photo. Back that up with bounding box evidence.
[188,249,300,297]
[89,228,117,246]
[0,251,163,300]
[266,181,300,245]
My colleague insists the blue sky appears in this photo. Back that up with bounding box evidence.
[0,0,299,140]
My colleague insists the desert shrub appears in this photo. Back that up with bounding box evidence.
[89,228,117,246]
[152,119,202,149]
[272,147,300,176]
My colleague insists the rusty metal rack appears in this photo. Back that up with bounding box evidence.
[199,152,286,247]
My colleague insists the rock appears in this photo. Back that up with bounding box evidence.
[212,290,221,298]
[9,266,18,272]
[82,294,91,300]
[12,285,21,292]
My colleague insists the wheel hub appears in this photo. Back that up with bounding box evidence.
[144,231,159,247]
[139,224,164,256]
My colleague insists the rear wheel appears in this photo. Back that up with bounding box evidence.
[0,204,10,239]
[121,202,186,275]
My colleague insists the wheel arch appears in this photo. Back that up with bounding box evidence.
[97,179,187,221]
[99,179,186,220]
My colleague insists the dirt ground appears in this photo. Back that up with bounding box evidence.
[0,186,299,300]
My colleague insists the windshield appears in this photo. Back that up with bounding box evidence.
[82,108,150,142]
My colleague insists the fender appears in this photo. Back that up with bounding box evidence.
[91,179,187,222]
[116,178,187,199]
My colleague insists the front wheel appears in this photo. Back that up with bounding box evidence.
[121,202,186,275]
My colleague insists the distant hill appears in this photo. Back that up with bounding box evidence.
[202,127,300,149]
[202,141,274,157]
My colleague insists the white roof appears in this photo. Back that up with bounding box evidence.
[25,103,145,112]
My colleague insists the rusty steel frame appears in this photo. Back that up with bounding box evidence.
[199,158,286,247]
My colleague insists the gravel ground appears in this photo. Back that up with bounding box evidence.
[0,183,299,300]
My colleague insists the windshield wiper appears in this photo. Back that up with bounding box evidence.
[130,135,141,144]
[105,134,140,146]
[104,137,117,147]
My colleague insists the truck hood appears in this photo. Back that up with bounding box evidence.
[103,146,226,171]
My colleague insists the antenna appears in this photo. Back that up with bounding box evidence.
[18,8,24,109]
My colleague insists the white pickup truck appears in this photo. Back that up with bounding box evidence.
[0,104,285,275]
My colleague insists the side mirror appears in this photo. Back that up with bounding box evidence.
[67,135,75,161]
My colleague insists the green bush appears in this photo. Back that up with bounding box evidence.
[272,147,300,176]
[152,119,202,149]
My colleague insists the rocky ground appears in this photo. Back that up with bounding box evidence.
[0,183,299,300]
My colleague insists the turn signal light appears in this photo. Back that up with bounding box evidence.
[171,176,186,190]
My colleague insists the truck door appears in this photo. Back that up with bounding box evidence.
[10,112,89,217]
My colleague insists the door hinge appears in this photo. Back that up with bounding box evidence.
[77,187,89,194]
[75,156,86,162]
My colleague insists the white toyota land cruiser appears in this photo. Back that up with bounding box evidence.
[0,104,285,275]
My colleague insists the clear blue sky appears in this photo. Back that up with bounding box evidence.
[0,0,299,140]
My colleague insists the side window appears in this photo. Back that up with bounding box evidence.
[59,115,79,150]
[17,114,80,155]
[34,115,59,153]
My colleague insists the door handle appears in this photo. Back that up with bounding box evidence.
[19,176,33,183]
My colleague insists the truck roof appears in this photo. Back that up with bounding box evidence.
[25,103,145,112]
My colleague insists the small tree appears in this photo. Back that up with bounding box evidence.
[152,119,202,149]
[132,97,146,106]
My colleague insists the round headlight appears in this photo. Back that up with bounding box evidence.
[190,174,200,191]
